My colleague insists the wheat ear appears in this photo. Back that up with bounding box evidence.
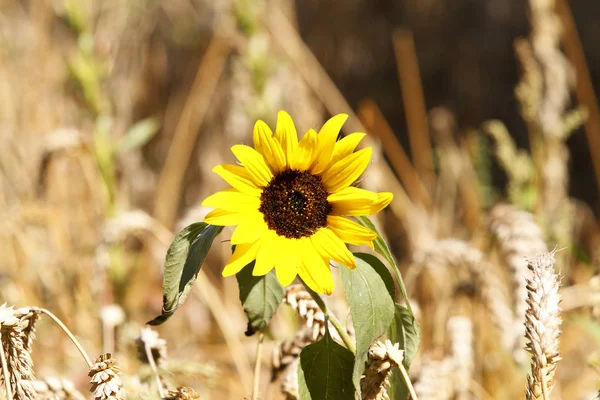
[524,252,562,400]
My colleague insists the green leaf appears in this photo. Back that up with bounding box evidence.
[298,328,355,400]
[148,223,223,325]
[341,253,395,399]
[387,304,420,400]
[236,262,285,335]
[355,215,415,317]
[117,117,161,154]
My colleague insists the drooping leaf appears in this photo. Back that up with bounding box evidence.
[148,223,223,325]
[387,303,420,400]
[341,253,395,399]
[237,262,285,335]
[298,327,355,400]
[355,215,415,317]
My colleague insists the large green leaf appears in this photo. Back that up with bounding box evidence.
[148,223,223,325]
[355,215,415,317]
[341,253,395,399]
[236,262,285,335]
[387,304,420,400]
[298,328,355,400]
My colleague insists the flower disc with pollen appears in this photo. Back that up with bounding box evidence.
[202,111,393,294]
[260,170,331,239]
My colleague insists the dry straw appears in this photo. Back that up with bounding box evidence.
[408,240,515,354]
[274,284,356,398]
[272,325,318,381]
[360,340,404,400]
[412,356,454,400]
[283,284,328,340]
[88,353,125,400]
[524,252,562,400]
[163,386,200,400]
[489,204,548,361]
[447,316,474,400]
[0,304,38,400]
[32,377,86,400]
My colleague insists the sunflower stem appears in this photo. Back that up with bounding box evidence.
[301,280,356,354]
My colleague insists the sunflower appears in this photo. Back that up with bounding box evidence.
[202,111,392,294]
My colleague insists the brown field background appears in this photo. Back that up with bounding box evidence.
[2,0,600,399]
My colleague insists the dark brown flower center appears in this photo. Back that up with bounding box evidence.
[259,169,331,239]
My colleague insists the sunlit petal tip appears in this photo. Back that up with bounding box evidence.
[275,111,299,161]
[253,119,272,133]
[230,144,274,186]
[370,192,394,214]
[324,113,349,127]
[321,147,374,192]
[222,242,260,276]
[275,266,298,286]
[204,208,241,226]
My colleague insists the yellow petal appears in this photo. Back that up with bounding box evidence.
[274,111,298,163]
[330,132,366,165]
[327,186,377,205]
[222,241,260,277]
[311,228,356,269]
[231,145,274,187]
[253,120,286,174]
[274,237,300,286]
[321,147,372,192]
[202,189,260,212]
[253,231,277,276]
[369,192,393,214]
[290,129,317,171]
[204,208,258,226]
[213,164,262,196]
[298,243,334,295]
[327,215,377,245]
[310,114,348,174]
[231,216,267,245]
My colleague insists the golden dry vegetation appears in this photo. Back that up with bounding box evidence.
[2,0,600,399]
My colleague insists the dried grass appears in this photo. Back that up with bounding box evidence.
[0,0,599,399]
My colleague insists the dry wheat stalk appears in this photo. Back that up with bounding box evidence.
[271,285,328,383]
[360,340,404,400]
[32,377,86,400]
[272,285,332,383]
[412,356,455,400]
[272,325,317,381]
[283,284,327,340]
[0,304,38,400]
[136,327,167,366]
[409,239,515,354]
[447,316,474,400]
[163,386,200,400]
[490,204,549,361]
[274,285,354,397]
[524,252,562,400]
[280,358,299,400]
[88,353,125,400]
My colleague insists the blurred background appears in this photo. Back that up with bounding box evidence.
[2,0,600,398]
